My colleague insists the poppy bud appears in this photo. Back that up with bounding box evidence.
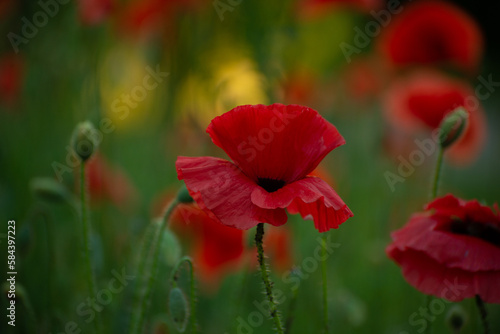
[438,107,468,149]
[168,286,190,332]
[446,305,467,332]
[71,121,99,162]
[30,177,71,203]
[176,184,194,204]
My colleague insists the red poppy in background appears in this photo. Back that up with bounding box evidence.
[299,0,383,17]
[83,153,138,211]
[383,71,487,165]
[116,0,206,38]
[387,194,500,303]
[376,1,483,74]
[78,0,115,26]
[176,104,353,233]
[171,203,245,290]
[253,225,294,273]
[0,54,24,108]
[340,57,386,104]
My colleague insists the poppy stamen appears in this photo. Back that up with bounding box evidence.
[257,178,285,193]
[449,219,500,247]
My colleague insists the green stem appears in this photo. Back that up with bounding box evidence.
[130,199,179,334]
[80,163,101,334]
[284,282,299,334]
[170,256,197,333]
[233,257,250,333]
[431,147,444,199]
[475,295,489,334]
[255,223,285,334]
[424,294,432,334]
[321,234,329,334]
[41,211,54,330]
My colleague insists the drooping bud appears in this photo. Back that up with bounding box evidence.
[30,177,71,203]
[168,286,190,332]
[438,107,469,149]
[176,184,193,204]
[71,121,99,162]
[446,305,467,332]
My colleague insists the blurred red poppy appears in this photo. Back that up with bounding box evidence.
[299,0,383,17]
[340,57,386,104]
[171,203,245,290]
[247,225,294,274]
[376,1,483,74]
[0,0,14,19]
[83,153,138,211]
[176,104,353,233]
[387,194,500,303]
[383,71,487,165]
[116,0,206,38]
[0,54,24,108]
[78,0,115,26]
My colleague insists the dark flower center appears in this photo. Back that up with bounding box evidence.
[449,219,500,247]
[258,178,285,193]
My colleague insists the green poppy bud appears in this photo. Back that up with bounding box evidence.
[30,177,70,203]
[176,184,194,204]
[71,121,99,162]
[438,107,468,149]
[446,305,467,332]
[168,287,190,332]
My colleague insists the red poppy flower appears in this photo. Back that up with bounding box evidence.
[383,71,487,165]
[387,194,500,303]
[340,57,386,104]
[299,0,383,17]
[0,54,24,108]
[78,0,115,26]
[82,153,138,211]
[116,0,206,38]
[171,203,245,290]
[376,1,483,73]
[176,104,353,233]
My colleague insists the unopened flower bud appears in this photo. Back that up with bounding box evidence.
[168,286,190,332]
[438,107,468,149]
[446,305,467,332]
[71,121,99,162]
[30,177,70,203]
[176,184,194,204]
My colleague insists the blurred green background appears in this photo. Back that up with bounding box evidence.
[1,0,499,333]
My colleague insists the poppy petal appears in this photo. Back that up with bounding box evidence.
[206,104,345,183]
[251,176,352,232]
[387,247,500,303]
[390,214,500,272]
[176,156,288,230]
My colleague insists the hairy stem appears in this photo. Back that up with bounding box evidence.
[475,295,489,334]
[80,163,101,334]
[255,223,284,334]
[130,199,178,334]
